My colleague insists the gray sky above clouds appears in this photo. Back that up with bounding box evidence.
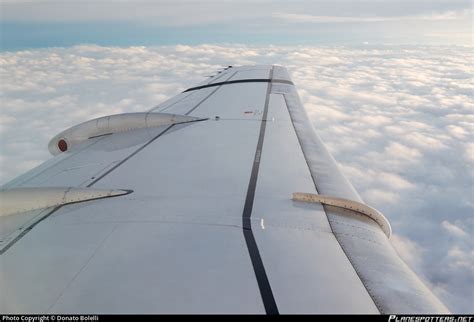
[0,0,472,48]
[1,0,470,23]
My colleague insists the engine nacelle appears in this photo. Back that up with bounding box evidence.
[48,112,204,155]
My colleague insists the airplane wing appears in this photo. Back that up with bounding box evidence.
[0,65,449,314]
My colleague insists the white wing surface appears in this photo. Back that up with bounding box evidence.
[0,65,449,314]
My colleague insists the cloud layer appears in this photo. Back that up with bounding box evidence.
[0,44,472,312]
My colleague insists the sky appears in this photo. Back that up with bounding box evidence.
[0,0,472,49]
[0,0,473,314]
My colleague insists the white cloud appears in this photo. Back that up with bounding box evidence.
[447,125,468,139]
[0,44,472,313]
[364,188,400,204]
[464,142,474,164]
[401,132,447,150]
[385,142,422,161]
[447,246,474,273]
[392,234,424,271]
[442,220,468,238]
[377,172,416,190]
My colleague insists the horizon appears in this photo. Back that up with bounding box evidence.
[1,0,472,51]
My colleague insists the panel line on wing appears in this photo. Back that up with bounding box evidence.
[241,66,279,315]
[184,79,293,93]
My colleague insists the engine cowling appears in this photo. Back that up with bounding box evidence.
[48,112,204,155]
